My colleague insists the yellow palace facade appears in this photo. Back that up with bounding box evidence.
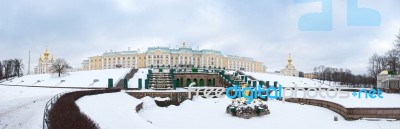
[82,43,266,72]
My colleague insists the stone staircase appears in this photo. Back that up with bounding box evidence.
[149,72,174,90]
[113,69,138,89]
[231,70,260,87]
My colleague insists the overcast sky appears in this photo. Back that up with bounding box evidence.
[1,0,399,74]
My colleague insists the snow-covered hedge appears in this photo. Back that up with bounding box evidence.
[47,89,120,129]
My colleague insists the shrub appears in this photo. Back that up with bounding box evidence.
[47,89,120,129]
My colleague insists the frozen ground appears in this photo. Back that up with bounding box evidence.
[244,71,336,88]
[0,86,76,129]
[0,69,130,88]
[76,91,400,129]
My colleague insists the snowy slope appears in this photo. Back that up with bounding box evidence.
[128,68,149,88]
[0,86,76,129]
[76,92,159,129]
[0,69,130,88]
[72,90,400,129]
[139,96,400,129]
[244,71,332,88]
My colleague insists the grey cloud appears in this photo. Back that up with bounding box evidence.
[0,0,399,75]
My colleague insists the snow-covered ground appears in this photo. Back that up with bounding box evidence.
[244,71,336,88]
[2,69,399,129]
[139,96,400,129]
[76,91,400,129]
[128,68,149,88]
[283,90,400,108]
[76,92,159,129]
[0,86,76,129]
[0,69,130,88]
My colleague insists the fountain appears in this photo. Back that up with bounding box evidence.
[226,98,270,119]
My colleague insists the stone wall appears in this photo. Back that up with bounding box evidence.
[126,92,190,105]
[286,98,400,120]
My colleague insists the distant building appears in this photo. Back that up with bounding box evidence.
[34,49,55,74]
[280,54,299,77]
[377,70,400,93]
[304,73,319,79]
[83,42,266,72]
[81,60,89,71]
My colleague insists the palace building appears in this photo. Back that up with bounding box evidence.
[34,49,55,74]
[82,42,266,72]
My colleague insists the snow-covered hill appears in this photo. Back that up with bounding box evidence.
[0,69,130,88]
[244,72,336,88]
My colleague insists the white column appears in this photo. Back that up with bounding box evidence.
[101,58,104,69]
[179,55,181,65]
[89,60,91,70]
[201,57,204,67]
[135,57,138,68]
[151,55,154,64]
[168,54,171,65]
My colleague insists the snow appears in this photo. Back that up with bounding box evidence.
[0,69,130,88]
[2,69,399,129]
[76,92,159,129]
[0,85,76,129]
[139,96,400,129]
[128,68,149,88]
[154,97,170,101]
[283,90,400,108]
[75,91,400,129]
[244,71,333,88]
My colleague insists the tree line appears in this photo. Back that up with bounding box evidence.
[311,30,400,87]
[0,59,24,80]
[367,30,400,84]
[312,65,375,87]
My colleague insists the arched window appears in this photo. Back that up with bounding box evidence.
[186,79,192,87]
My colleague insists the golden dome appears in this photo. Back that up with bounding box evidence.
[44,48,50,59]
[288,54,292,64]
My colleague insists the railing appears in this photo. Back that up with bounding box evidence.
[42,91,72,129]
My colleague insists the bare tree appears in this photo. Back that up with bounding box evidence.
[368,53,381,78]
[385,49,400,74]
[13,58,24,77]
[0,61,3,80]
[394,29,400,50]
[50,58,72,77]
[3,60,14,79]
